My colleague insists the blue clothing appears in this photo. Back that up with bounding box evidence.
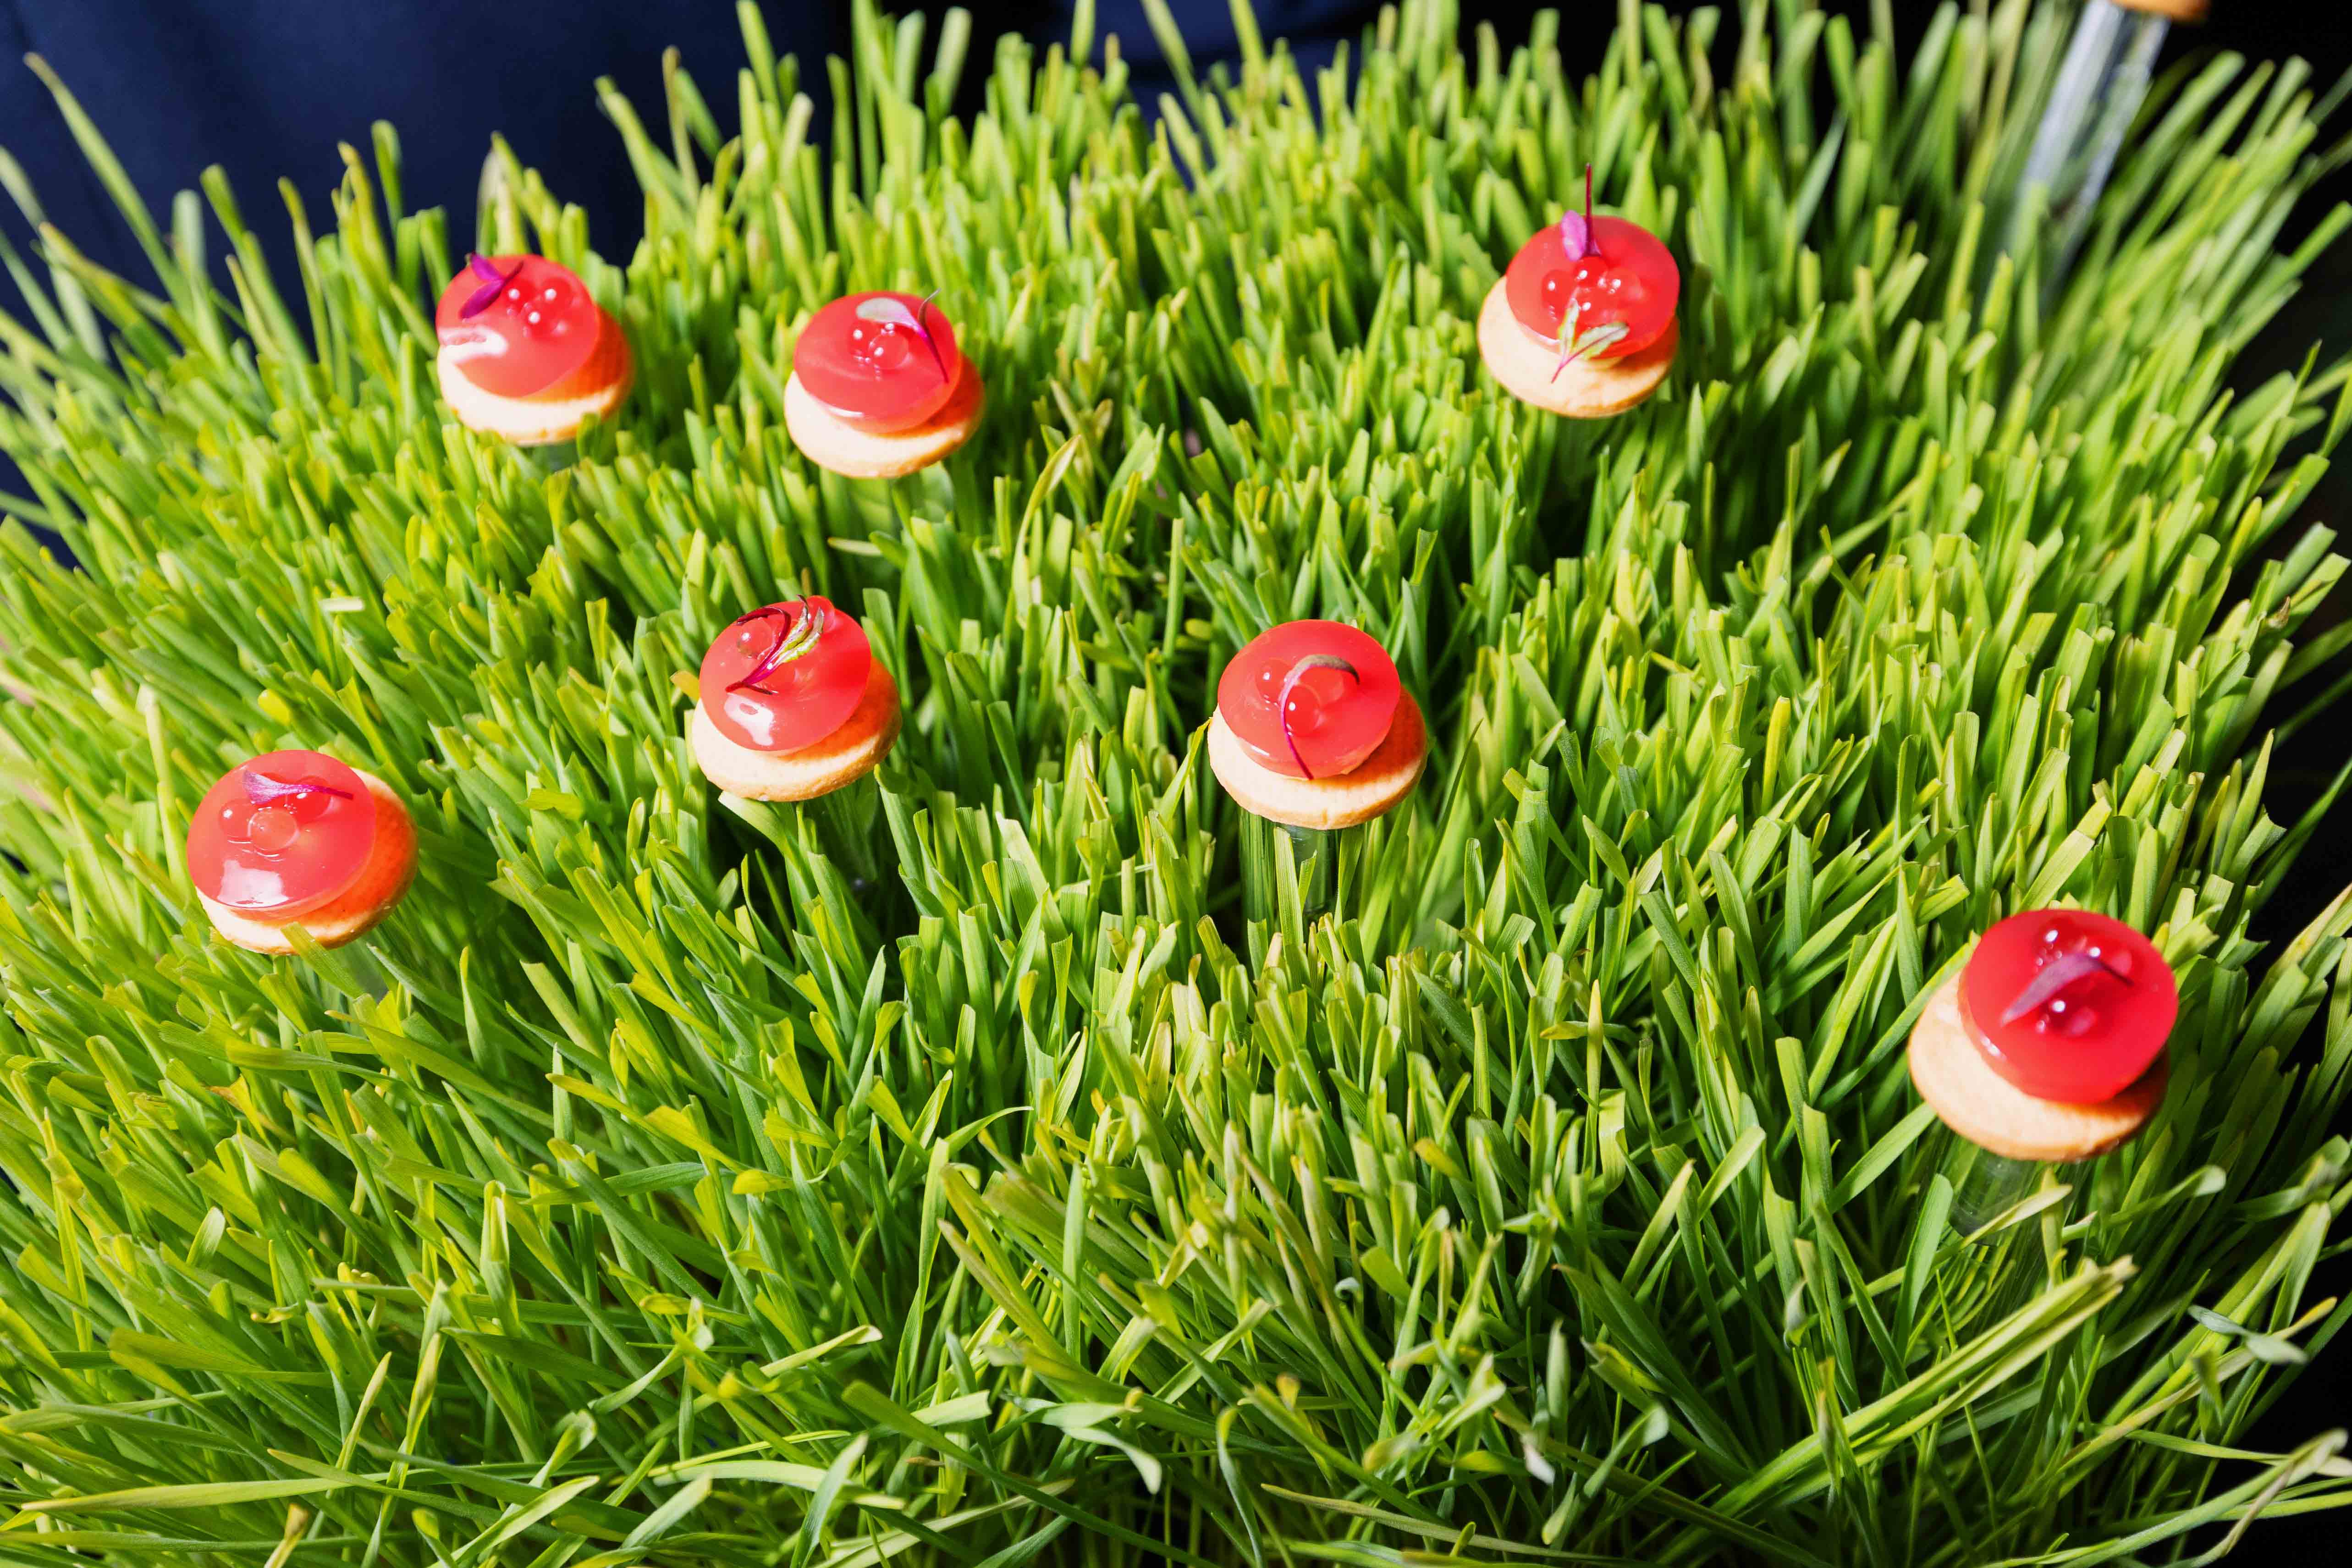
[0,2,1374,298]
[0,2,827,296]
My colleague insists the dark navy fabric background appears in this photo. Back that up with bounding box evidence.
[0,2,836,294]
[0,2,1376,299]
[0,0,2341,1553]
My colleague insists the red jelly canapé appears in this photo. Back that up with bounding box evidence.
[185,750,378,918]
[793,292,965,434]
[435,254,606,398]
[1503,211,1678,359]
[1218,621,1402,781]
[700,597,874,754]
[1960,908,2177,1104]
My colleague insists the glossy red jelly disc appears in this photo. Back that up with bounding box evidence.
[1504,214,1679,359]
[435,254,606,399]
[793,292,965,434]
[1960,908,2177,1103]
[185,750,377,919]
[1217,621,1402,781]
[700,597,874,754]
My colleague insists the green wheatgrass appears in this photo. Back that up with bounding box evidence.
[0,0,2349,1562]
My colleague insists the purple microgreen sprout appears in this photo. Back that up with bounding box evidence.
[1557,165,1601,261]
[1549,165,1623,380]
[854,292,951,383]
[459,253,523,319]
[1999,949,2130,1026]
[1557,209,1594,261]
[242,770,352,808]
[1276,654,1359,781]
[727,601,829,696]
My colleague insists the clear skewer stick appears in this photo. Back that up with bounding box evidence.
[1240,810,1335,948]
[799,771,885,892]
[1937,1132,2069,1324]
[1942,1139,2058,1239]
[2010,1,2174,290]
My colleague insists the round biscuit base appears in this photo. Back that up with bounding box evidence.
[437,343,633,447]
[691,663,903,802]
[1907,974,2167,1164]
[1208,694,1428,831]
[1476,280,1677,418]
[199,770,418,955]
[784,365,985,479]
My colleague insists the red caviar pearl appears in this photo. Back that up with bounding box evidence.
[793,292,965,434]
[1504,216,1679,358]
[1218,621,1402,781]
[185,751,377,918]
[1960,909,2177,1103]
[699,596,874,754]
[247,805,300,854]
[435,255,606,399]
